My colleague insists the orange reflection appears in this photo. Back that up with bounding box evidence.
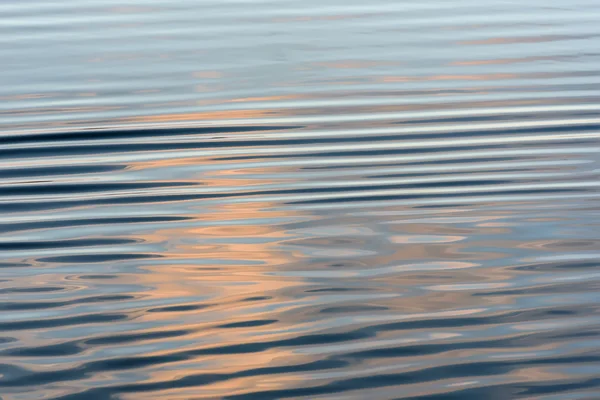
[459,35,583,45]
[228,94,302,103]
[0,93,56,101]
[451,56,555,66]
[102,194,314,398]
[126,108,286,123]
[193,71,223,79]
[379,73,520,82]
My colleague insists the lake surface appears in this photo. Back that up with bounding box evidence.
[2,1,600,399]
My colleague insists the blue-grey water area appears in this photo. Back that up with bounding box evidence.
[2,1,600,399]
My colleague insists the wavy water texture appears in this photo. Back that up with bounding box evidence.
[2,0,600,399]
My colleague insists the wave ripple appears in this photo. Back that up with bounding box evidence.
[2,0,600,399]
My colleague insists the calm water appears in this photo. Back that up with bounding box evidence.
[2,1,600,399]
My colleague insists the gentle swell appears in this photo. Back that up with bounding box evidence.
[2,0,600,399]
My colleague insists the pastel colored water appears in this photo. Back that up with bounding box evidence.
[2,1,600,399]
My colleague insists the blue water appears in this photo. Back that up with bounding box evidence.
[2,1,600,399]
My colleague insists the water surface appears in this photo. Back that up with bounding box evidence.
[2,1,600,399]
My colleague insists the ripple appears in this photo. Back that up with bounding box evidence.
[2,0,600,398]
